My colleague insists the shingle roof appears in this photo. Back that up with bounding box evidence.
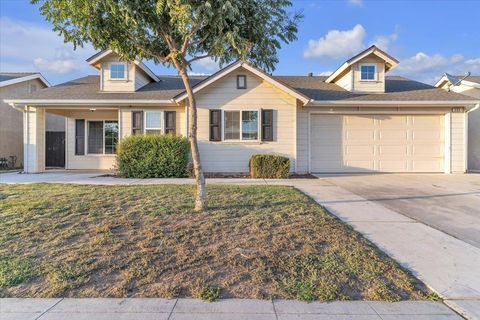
[460,75,480,84]
[15,74,477,102]
[0,72,38,82]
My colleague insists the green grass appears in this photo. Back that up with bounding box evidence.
[0,183,431,300]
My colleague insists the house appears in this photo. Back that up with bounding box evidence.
[4,46,479,174]
[0,73,65,168]
[435,74,480,171]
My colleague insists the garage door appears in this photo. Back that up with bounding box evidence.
[310,114,444,173]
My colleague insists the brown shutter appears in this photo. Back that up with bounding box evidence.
[132,111,143,135]
[165,111,176,134]
[75,119,85,155]
[209,110,221,141]
[261,109,273,141]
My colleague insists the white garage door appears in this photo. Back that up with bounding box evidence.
[310,114,444,173]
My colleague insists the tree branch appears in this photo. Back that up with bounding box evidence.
[181,18,204,55]
[187,54,211,64]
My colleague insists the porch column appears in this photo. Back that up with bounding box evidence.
[23,106,45,173]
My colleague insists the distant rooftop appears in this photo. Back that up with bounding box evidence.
[0,72,39,82]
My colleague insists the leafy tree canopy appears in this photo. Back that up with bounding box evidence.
[33,0,302,72]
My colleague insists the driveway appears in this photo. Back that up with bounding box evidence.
[318,174,480,249]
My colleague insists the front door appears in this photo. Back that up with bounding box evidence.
[45,131,65,167]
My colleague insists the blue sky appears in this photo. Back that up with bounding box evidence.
[1,0,479,85]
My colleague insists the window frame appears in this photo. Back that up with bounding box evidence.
[237,75,247,89]
[144,110,163,135]
[222,109,261,142]
[109,62,128,81]
[85,119,119,156]
[359,63,377,81]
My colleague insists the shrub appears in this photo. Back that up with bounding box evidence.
[249,154,290,179]
[116,134,190,178]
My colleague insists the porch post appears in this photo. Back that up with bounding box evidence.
[23,106,45,173]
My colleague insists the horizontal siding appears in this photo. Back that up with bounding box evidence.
[296,107,309,173]
[451,112,465,172]
[195,68,297,173]
[101,55,135,92]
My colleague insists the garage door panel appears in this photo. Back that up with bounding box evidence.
[310,114,444,173]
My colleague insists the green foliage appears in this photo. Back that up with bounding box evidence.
[249,154,290,179]
[199,286,221,302]
[0,258,37,288]
[116,134,190,178]
[32,0,302,72]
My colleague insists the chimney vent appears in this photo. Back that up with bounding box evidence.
[308,72,313,77]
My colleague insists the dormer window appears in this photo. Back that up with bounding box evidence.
[110,62,127,80]
[360,64,376,81]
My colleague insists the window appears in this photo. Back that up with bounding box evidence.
[104,121,119,154]
[242,111,258,140]
[237,75,247,89]
[132,111,143,135]
[75,119,85,155]
[164,111,176,134]
[145,111,162,135]
[360,64,376,80]
[110,63,126,80]
[87,120,118,154]
[223,110,259,141]
[209,110,221,141]
[261,109,273,141]
[29,84,37,93]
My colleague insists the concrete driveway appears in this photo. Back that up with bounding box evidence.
[318,174,480,249]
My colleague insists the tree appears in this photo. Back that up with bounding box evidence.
[33,0,302,211]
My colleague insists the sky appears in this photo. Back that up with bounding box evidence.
[1,0,479,85]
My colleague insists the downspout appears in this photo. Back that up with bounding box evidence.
[466,103,480,172]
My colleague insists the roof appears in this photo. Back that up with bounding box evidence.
[326,45,399,83]
[9,74,477,105]
[458,75,480,84]
[0,72,50,88]
[435,74,480,89]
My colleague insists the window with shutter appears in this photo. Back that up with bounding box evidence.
[75,119,85,155]
[261,109,273,141]
[132,111,143,135]
[165,111,176,134]
[209,110,221,141]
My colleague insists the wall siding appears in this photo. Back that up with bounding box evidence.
[351,55,385,93]
[296,106,309,173]
[195,68,297,173]
[101,56,136,92]
[451,112,466,172]
[23,106,45,173]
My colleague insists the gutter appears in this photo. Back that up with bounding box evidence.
[3,99,177,106]
[307,100,479,106]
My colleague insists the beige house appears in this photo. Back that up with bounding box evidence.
[435,75,480,171]
[0,73,64,168]
[4,46,479,174]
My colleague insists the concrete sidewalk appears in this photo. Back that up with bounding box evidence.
[0,298,464,320]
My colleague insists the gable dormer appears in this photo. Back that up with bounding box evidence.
[86,49,159,92]
[326,45,398,94]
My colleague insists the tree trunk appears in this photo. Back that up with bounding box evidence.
[178,67,206,211]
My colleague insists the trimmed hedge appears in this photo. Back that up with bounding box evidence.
[116,134,190,178]
[249,154,290,179]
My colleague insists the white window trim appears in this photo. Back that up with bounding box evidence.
[86,119,119,156]
[144,110,163,134]
[108,62,128,81]
[359,63,377,81]
[222,109,261,142]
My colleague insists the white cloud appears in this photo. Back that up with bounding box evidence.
[348,0,363,7]
[304,24,366,59]
[392,52,480,84]
[192,57,220,72]
[371,26,399,51]
[0,17,95,79]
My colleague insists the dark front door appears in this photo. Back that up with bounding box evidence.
[46,131,65,167]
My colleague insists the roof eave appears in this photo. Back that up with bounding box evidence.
[0,74,51,88]
[308,100,480,106]
[3,99,177,107]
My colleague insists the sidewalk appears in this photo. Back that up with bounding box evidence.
[0,298,463,320]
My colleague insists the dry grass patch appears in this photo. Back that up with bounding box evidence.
[0,183,433,301]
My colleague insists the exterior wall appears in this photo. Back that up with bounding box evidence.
[46,113,65,132]
[0,79,47,167]
[351,55,385,93]
[119,106,186,139]
[439,83,480,171]
[134,68,150,91]
[194,68,298,173]
[450,111,466,173]
[23,106,45,173]
[298,106,467,174]
[99,53,151,92]
[335,69,352,91]
[65,109,118,170]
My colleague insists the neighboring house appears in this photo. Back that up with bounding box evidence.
[435,74,480,171]
[0,73,65,168]
[4,46,479,174]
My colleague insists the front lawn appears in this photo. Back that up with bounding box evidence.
[0,184,431,301]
